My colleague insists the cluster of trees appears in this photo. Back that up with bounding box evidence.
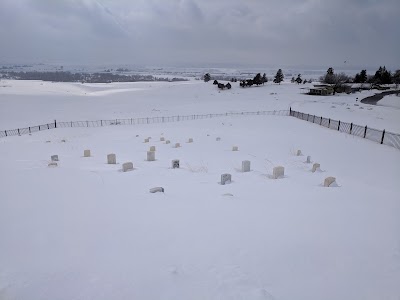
[291,74,312,84]
[321,66,400,86]
[240,73,268,87]
[0,71,188,83]
[213,80,231,90]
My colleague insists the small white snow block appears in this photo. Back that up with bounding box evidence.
[48,162,58,167]
[297,150,302,156]
[149,187,164,193]
[147,151,155,161]
[107,153,116,164]
[144,138,149,143]
[216,137,221,141]
[188,138,193,143]
[242,160,250,172]
[172,159,180,169]
[84,149,91,157]
[324,176,336,187]
[160,137,165,142]
[51,155,59,162]
[221,173,232,185]
[232,146,239,151]
[122,162,134,172]
[175,143,181,148]
[166,140,171,144]
[306,156,311,163]
[312,163,321,173]
[149,146,156,152]
[273,166,285,179]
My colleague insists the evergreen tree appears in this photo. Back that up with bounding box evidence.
[253,73,263,85]
[203,73,211,82]
[295,74,302,84]
[324,67,335,84]
[262,73,268,85]
[373,66,392,84]
[273,69,284,84]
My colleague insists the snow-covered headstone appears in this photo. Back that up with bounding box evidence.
[273,166,285,179]
[312,163,321,173]
[122,162,133,172]
[144,138,149,143]
[166,140,171,144]
[306,156,311,163]
[160,137,165,142]
[216,137,221,141]
[84,149,91,157]
[147,151,155,161]
[232,146,239,151]
[221,173,232,185]
[149,187,164,193]
[107,154,116,164]
[242,160,250,172]
[172,159,180,169]
[188,138,193,143]
[51,155,59,162]
[149,146,156,152]
[324,176,336,187]
[297,150,302,156]
[175,143,181,148]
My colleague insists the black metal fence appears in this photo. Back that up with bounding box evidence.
[2,108,399,151]
[0,110,289,139]
[290,108,400,150]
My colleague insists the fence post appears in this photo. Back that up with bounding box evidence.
[328,118,331,128]
[320,117,322,125]
[290,107,292,116]
[29,127,31,133]
[364,125,367,138]
[55,120,57,128]
[47,124,49,129]
[350,123,353,134]
[313,115,315,123]
[338,120,340,131]
[4,130,7,136]
[101,120,103,126]
[87,121,89,127]
[18,128,20,135]
[71,121,72,127]
[39,126,40,131]
[381,129,385,144]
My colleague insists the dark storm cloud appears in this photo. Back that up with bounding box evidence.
[0,0,399,68]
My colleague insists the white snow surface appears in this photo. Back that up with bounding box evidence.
[0,80,400,300]
[377,93,400,109]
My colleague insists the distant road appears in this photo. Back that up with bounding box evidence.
[361,90,400,105]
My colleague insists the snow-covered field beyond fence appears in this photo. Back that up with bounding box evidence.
[0,80,399,300]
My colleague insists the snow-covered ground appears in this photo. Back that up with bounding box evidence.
[0,80,399,300]
[377,93,400,109]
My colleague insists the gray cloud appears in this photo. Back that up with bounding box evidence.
[0,0,399,69]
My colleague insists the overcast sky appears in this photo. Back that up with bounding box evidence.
[0,0,399,69]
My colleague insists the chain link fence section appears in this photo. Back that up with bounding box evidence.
[383,131,400,149]
[290,108,400,150]
[0,110,290,139]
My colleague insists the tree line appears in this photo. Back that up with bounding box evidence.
[0,71,188,83]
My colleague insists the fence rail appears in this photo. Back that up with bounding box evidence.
[0,110,289,139]
[290,108,400,150]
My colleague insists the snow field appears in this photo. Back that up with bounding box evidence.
[1,114,399,300]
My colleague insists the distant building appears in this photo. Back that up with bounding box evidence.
[309,86,333,96]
